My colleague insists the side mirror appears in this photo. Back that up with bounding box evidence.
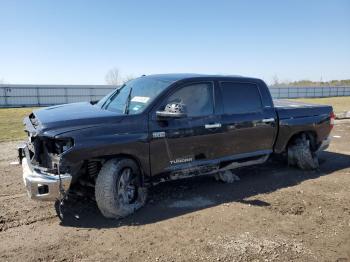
[156,102,187,119]
[90,100,99,105]
[156,110,186,119]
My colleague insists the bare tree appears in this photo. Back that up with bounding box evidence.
[122,74,135,84]
[272,74,279,86]
[105,68,120,85]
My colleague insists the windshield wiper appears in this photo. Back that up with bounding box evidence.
[124,87,133,114]
[101,85,124,110]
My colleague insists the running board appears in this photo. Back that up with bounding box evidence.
[217,154,269,172]
[150,154,270,186]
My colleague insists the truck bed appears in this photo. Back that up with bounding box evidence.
[273,99,333,119]
[273,99,333,153]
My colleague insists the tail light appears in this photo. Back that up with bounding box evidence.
[330,111,335,129]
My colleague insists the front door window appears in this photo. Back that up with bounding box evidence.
[164,82,214,117]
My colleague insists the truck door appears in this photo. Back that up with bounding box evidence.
[216,81,277,158]
[149,82,222,176]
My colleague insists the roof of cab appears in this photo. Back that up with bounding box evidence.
[143,73,252,82]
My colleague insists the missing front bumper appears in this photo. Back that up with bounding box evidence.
[19,144,72,201]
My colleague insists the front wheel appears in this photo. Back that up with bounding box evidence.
[95,158,147,219]
[288,135,319,170]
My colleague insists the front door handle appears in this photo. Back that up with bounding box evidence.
[262,118,275,123]
[205,123,222,129]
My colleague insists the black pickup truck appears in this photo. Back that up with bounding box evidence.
[18,74,334,218]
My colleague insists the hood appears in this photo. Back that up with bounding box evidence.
[32,102,124,135]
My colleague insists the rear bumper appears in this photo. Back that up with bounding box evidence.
[317,136,331,152]
[18,144,72,201]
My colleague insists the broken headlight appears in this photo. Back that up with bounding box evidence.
[54,138,74,154]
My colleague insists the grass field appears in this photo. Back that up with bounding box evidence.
[290,97,350,113]
[0,96,350,142]
[0,108,36,142]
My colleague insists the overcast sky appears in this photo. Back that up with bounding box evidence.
[0,0,349,85]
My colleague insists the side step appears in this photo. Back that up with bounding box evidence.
[217,154,269,172]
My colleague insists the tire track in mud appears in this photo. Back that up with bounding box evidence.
[0,194,57,232]
[0,213,57,232]
[0,193,26,200]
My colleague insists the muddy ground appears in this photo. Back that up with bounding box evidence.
[0,121,350,262]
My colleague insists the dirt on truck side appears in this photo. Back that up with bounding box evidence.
[1,120,350,262]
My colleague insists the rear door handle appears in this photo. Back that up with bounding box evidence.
[262,118,275,123]
[205,123,222,129]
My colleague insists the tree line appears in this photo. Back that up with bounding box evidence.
[271,79,350,87]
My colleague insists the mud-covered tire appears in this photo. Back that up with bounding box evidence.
[95,158,147,219]
[288,137,319,170]
[214,170,240,183]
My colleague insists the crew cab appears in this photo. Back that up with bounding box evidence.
[18,74,334,218]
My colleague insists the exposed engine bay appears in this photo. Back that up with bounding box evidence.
[26,136,72,174]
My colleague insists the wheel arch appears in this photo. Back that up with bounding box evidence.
[286,131,318,152]
[76,153,148,187]
[101,153,147,186]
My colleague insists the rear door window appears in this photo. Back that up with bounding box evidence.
[220,82,262,114]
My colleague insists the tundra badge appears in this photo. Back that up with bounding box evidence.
[152,131,166,138]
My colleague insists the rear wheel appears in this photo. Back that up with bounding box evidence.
[288,135,319,170]
[95,158,147,219]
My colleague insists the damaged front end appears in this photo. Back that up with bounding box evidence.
[18,113,73,201]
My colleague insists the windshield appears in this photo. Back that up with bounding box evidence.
[97,77,172,114]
